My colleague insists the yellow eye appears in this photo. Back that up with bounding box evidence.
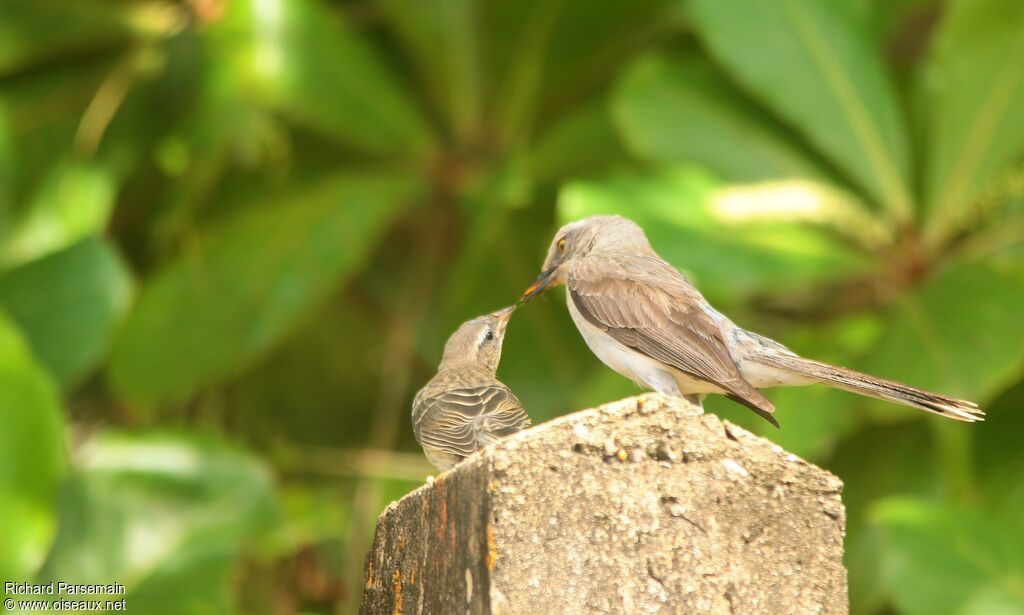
[557,238,566,253]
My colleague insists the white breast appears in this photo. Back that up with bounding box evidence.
[568,293,727,396]
[568,297,639,381]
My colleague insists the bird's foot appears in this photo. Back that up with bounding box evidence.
[683,394,706,413]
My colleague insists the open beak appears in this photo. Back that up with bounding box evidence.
[520,266,556,304]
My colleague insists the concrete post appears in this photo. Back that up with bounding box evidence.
[362,394,847,614]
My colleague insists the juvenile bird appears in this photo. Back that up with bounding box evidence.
[522,215,982,426]
[412,306,531,471]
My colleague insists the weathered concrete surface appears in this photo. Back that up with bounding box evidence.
[362,394,847,614]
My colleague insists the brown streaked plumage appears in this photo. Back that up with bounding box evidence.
[522,215,983,426]
[412,306,531,471]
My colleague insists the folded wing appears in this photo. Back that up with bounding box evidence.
[413,385,531,459]
[569,255,778,426]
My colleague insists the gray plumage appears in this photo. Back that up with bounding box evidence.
[523,215,983,426]
[412,306,531,471]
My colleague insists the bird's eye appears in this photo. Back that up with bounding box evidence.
[557,238,567,253]
[484,330,494,342]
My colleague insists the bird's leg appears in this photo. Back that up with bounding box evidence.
[639,367,683,397]
[683,393,705,411]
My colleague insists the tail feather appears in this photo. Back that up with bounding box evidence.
[756,353,984,422]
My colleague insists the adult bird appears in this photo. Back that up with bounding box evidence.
[522,215,982,427]
[412,306,531,471]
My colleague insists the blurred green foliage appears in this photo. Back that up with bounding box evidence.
[1,0,1023,613]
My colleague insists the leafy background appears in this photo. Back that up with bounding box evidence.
[1,0,1023,613]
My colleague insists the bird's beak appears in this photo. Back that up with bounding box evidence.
[520,266,556,304]
[490,305,516,335]
[493,305,516,325]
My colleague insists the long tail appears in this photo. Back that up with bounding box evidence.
[755,353,984,422]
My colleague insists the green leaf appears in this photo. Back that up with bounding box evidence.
[873,497,1024,615]
[530,99,624,183]
[376,0,673,142]
[0,0,134,76]
[0,109,11,237]
[212,0,432,154]
[0,56,115,206]
[0,312,66,581]
[612,54,831,183]
[487,0,675,142]
[3,160,117,266]
[689,0,913,219]
[556,167,871,303]
[108,172,423,405]
[490,1,585,141]
[829,420,940,615]
[859,0,942,48]
[374,0,483,141]
[541,0,676,87]
[40,432,278,614]
[0,236,130,388]
[974,379,1024,522]
[864,259,1024,405]
[224,297,388,449]
[921,0,1024,240]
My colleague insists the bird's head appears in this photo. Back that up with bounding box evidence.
[438,305,516,372]
[521,215,650,302]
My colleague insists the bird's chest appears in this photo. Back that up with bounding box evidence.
[566,293,647,384]
[565,291,725,395]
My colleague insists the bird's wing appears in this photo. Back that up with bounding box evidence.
[568,255,777,425]
[413,384,531,459]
